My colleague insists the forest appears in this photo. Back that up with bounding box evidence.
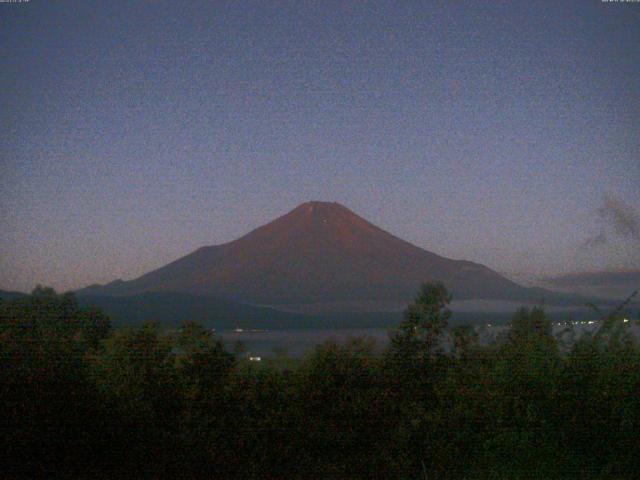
[1,284,639,479]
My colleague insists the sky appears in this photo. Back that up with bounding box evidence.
[1,0,639,293]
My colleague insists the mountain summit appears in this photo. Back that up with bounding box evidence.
[78,201,540,311]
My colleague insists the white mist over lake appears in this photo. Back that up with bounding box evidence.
[219,319,639,359]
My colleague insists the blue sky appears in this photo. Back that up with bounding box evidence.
[1,0,639,292]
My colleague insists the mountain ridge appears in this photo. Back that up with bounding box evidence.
[76,201,563,312]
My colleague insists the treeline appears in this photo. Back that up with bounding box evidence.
[1,284,639,479]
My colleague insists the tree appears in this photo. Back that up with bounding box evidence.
[480,307,562,476]
[384,282,453,476]
[0,287,111,477]
[388,281,452,363]
[89,322,181,476]
[451,324,479,359]
[294,337,395,477]
[175,321,234,395]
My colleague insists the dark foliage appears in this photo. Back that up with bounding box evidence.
[1,284,638,479]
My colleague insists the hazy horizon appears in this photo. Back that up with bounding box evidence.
[2,1,639,293]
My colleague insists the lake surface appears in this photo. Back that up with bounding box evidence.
[216,319,639,358]
[218,328,394,358]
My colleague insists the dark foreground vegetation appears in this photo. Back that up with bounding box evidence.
[1,284,639,479]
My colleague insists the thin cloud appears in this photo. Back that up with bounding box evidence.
[598,194,640,242]
[582,194,640,249]
[581,232,607,249]
[544,269,640,287]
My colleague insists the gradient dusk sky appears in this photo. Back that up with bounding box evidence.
[1,0,639,293]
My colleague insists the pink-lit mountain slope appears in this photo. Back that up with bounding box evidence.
[78,202,551,312]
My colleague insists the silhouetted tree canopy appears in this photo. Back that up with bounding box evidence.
[1,283,639,479]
